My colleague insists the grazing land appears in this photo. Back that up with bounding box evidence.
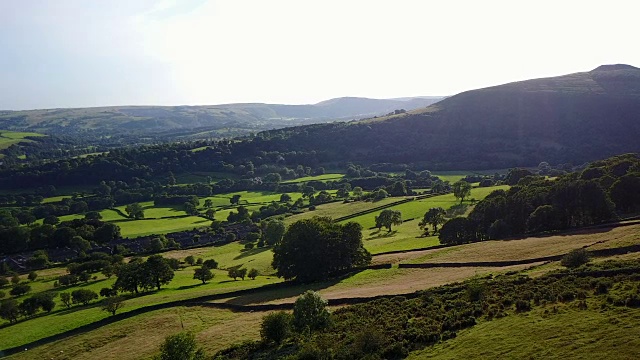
[410,306,640,360]
[0,131,44,150]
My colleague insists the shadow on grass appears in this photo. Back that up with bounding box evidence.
[222,269,366,306]
[234,246,272,260]
[367,230,398,239]
[177,283,206,290]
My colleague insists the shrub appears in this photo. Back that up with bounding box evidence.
[561,248,590,268]
[155,332,206,360]
[260,311,292,344]
[293,291,330,332]
[27,271,38,281]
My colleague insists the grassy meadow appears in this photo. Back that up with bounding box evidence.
[0,130,44,150]
[410,306,640,360]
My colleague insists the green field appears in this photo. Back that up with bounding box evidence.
[345,185,508,229]
[0,130,44,150]
[281,173,345,183]
[116,216,210,238]
[410,306,640,359]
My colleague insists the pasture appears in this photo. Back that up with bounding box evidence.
[345,185,508,229]
[0,131,44,150]
[410,306,640,360]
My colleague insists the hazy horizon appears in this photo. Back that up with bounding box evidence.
[1,0,638,110]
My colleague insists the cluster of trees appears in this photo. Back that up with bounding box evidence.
[113,255,175,294]
[0,213,121,256]
[272,216,371,282]
[438,154,640,245]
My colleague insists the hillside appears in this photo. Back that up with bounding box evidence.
[0,97,441,139]
[254,65,640,169]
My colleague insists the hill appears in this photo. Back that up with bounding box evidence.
[254,65,640,169]
[0,97,441,139]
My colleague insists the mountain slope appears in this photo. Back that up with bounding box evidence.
[0,97,442,139]
[254,65,640,169]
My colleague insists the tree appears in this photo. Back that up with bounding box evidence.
[203,259,218,269]
[10,284,31,296]
[125,203,145,219]
[0,299,20,323]
[193,267,214,284]
[526,205,559,233]
[352,186,363,197]
[293,291,330,332]
[71,289,99,305]
[227,267,247,280]
[101,295,125,315]
[185,255,196,266]
[419,207,446,235]
[94,223,121,244]
[264,220,286,246]
[204,199,213,208]
[248,268,259,280]
[452,181,472,204]
[561,248,590,268]
[375,209,402,232]
[439,217,476,245]
[261,311,292,344]
[280,193,292,203]
[0,277,8,287]
[43,215,60,225]
[100,287,118,297]
[230,194,242,205]
[155,332,206,360]
[20,296,41,317]
[205,208,216,220]
[272,217,371,282]
[85,211,103,220]
[144,255,175,291]
[28,271,38,281]
[60,292,72,308]
[11,274,20,284]
[32,292,56,313]
[70,235,92,252]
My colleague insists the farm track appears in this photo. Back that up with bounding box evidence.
[3,220,640,357]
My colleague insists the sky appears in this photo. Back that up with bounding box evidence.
[1,0,638,110]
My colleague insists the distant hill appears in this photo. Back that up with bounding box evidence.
[0,97,442,139]
[253,65,640,169]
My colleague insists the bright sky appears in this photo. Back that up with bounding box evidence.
[1,0,638,110]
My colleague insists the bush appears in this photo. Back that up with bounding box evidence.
[27,271,38,281]
[561,248,590,268]
[293,291,330,332]
[260,311,292,344]
[155,332,206,360]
